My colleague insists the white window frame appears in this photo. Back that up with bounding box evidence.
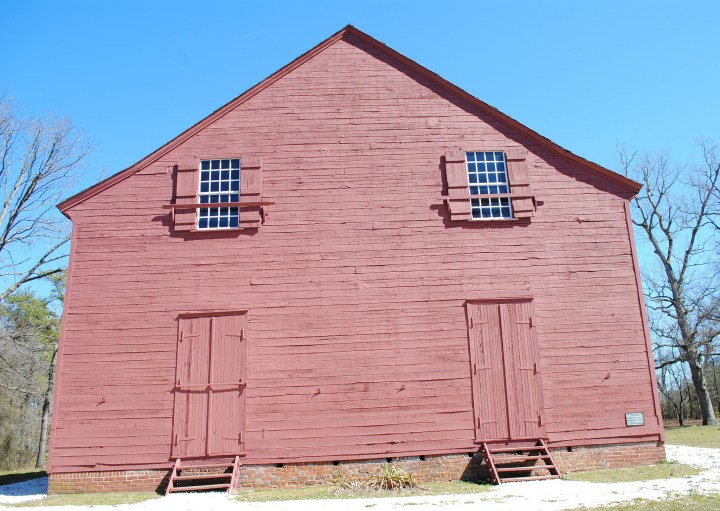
[466,151,513,220]
[197,158,241,230]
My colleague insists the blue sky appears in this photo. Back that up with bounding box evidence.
[1,0,719,280]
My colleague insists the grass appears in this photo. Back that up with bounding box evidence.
[12,492,160,507]
[234,481,491,502]
[567,492,720,511]
[665,425,720,448]
[0,469,46,487]
[563,461,700,483]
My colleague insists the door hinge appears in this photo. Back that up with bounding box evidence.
[227,329,245,341]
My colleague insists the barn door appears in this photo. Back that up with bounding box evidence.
[172,312,247,458]
[466,300,545,442]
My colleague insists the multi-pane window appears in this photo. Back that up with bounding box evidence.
[466,151,512,220]
[198,159,241,229]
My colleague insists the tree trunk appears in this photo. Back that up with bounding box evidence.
[686,350,718,425]
[712,363,720,413]
[677,386,685,426]
[35,345,57,469]
[678,405,684,426]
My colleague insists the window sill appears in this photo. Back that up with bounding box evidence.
[163,200,274,210]
[438,193,534,201]
[468,217,521,222]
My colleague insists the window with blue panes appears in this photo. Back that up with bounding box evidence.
[198,159,241,229]
[466,151,513,220]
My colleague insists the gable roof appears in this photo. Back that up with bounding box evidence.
[58,25,640,215]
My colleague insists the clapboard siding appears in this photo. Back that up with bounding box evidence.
[48,32,660,472]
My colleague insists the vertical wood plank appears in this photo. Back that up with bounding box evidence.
[467,302,509,441]
[209,313,247,455]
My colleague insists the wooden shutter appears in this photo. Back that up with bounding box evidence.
[174,161,198,231]
[239,157,262,228]
[444,150,471,221]
[506,148,535,219]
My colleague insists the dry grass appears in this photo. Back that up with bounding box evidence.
[11,492,159,507]
[665,425,720,448]
[367,463,419,490]
[567,492,720,511]
[235,481,491,502]
[563,461,699,483]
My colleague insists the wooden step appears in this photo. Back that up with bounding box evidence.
[493,455,549,463]
[496,466,547,473]
[489,446,545,454]
[500,475,560,483]
[178,463,233,470]
[168,483,231,492]
[173,473,232,481]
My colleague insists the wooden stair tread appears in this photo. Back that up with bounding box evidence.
[168,483,231,492]
[496,466,554,473]
[500,475,561,483]
[173,473,232,481]
[178,463,233,470]
[493,455,549,463]
[489,446,545,453]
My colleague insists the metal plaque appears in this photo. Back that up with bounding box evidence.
[625,412,644,427]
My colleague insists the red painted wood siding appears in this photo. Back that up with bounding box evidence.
[48,33,661,473]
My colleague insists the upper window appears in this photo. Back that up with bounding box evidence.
[466,151,512,220]
[198,159,241,229]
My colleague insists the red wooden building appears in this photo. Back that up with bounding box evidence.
[48,26,664,493]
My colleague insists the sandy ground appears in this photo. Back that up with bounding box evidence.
[1,445,719,511]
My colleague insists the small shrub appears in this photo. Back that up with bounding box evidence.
[367,463,418,491]
[330,471,364,495]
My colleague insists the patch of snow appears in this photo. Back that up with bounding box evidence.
[2,446,719,510]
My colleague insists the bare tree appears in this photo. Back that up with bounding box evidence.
[0,97,89,300]
[0,97,88,470]
[621,140,720,425]
[35,271,64,468]
[657,351,688,425]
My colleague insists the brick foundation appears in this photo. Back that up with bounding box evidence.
[238,453,486,489]
[48,470,169,494]
[48,441,665,494]
[550,442,666,472]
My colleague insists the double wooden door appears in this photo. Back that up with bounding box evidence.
[466,300,546,442]
[172,312,247,458]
